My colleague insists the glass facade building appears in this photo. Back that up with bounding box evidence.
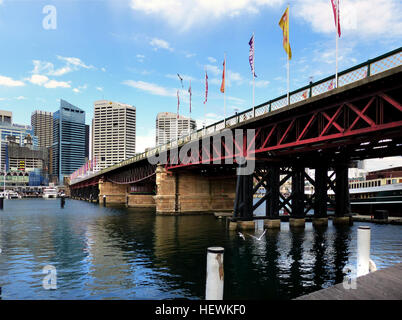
[52,99,86,184]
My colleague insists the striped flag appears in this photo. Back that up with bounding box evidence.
[204,71,208,104]
[331,0,341,37]
[279,7,292,60]
[248,35,257,77]
[220,58,225,93]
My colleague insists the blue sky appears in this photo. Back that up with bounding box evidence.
[0,0,401,162]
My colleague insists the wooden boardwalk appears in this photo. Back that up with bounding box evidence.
[296,263,402,300]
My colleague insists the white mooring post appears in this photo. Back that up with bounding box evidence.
[205,247,224,300]
[357,226,371,277]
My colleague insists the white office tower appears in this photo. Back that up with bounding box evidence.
[93,100,136,170]
[156,112,196,146]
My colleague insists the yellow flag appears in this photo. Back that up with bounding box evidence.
[279,7,292,60]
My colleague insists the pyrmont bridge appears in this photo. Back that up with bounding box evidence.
[70,48,402,229]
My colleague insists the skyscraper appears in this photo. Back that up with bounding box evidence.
[156,112,196,146]
[52,99,87,184]
[31,110,53,148]
[93,100,136,170]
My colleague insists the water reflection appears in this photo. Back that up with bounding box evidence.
[0,199,401,300]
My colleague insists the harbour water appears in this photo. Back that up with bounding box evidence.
[0,199,401,300]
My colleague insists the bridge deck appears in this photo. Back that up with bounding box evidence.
[295,263,402,300]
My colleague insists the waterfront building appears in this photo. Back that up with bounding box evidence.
[93,100,136,170]
[31,110,53,148]
[155,112,196,146]
[52,99,87,184]
[0,119,38,170]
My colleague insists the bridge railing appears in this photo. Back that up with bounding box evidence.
[70,47,401,185]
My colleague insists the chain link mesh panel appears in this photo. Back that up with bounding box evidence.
[339,66,368,87]
[290,89,310,104]
[271,97,288,111]
[370,52,402,75]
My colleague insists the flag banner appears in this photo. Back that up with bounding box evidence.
[279,7,292,60]
[248,35,257,77]
[331,0,341,37]
[220,59,225,93]
[328,79,335,90]
[177,73,184,88]
[204,71,208,104]
[188,80,192,113]
[177,90,180,118]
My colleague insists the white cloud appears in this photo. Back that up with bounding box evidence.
[44,80,71,89]
[15,96,26,100]
[73,84,87,93]
[0,75,25,87]
[149,38,173,51]
[206,64,221,76]
[136,128,156,152]
[96,87,104,91]
[254,80,270,88]
[123,80,176,97]
[294,0,402,38]
[27,74,49,86]
[32,56,94,77]
[27,74,71,89]
[185,53,196,58]
[130,0,284,31]
[207,57,217,63]
[136,54,145,62]
[101,67,106,72]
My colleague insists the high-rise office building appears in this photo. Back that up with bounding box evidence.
[52,99,87,184]
[31,110,53,148]
[0,114,38,170]
[156,112,196,146]
[93,100,136,170]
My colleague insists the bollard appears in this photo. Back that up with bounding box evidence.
[103,195,106,207]
[0,197,3,210]
[60,196,65,208]
[357,226,371,277]
[205,247,224,300]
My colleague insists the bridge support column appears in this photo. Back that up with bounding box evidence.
[333,160,352,226]
[98,180,128,204]
[290,165,305,228]
[313,165,329,227]
[233,172,254,220]
[155,166,236,215]
[264,164,281,229]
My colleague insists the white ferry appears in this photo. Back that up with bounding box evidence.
[43,186,58,199]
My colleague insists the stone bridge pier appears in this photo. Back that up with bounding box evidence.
[154,166,236,215]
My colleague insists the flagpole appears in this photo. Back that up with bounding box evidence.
[252,33,255,117]
[224,52,227,127]
[189,80,191,135]
[287,6,290,105]
[335,0,339,88]
[204,67,206,131]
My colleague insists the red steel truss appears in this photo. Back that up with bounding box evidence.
[166,87,402,170]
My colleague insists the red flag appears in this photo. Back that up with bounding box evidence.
[331,0,341,37]
[204,71,208,104]
[220,59,225,93]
